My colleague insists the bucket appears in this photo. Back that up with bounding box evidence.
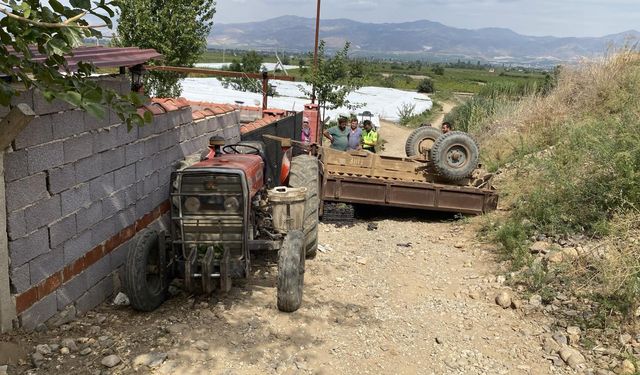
[268,186,307,232]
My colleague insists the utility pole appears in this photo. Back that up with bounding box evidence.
[311,0,321,104]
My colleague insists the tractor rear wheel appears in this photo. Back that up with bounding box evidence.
[430,131,479,181]
[405,126,442,157]
[289,155,320,259]
[124,229,169,312]
[277,230,305,313]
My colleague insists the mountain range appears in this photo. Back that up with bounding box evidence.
[209,16,639,65]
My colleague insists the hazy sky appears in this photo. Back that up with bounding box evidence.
[216,0,639,38]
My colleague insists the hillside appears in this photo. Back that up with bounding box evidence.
[209,16,639,64]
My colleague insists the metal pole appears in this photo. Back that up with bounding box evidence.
[262,71,268,110]
[311,0,321,104]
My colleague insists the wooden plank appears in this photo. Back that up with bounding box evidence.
[0,104,35,150]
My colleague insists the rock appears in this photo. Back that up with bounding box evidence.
[158,360,180,375]
[543,337,561,354]
[47,305,77,328]
[396,243,412,248]
[48,344,60,353]
[435,337,444,344]
[31,352,45,367]
[496,275,506,284]
[101,355,121,368]
[35,344,52,356]
[553,332,568,346]
[34,323,48,333]
[133,352,168,369]
[619,333,633,345]
[0,365,7,375]
[355,257,367,265]
[79,347,92,356]
[96,314,107,324]
[495,291,512,308]
[112,292,130,306]
[60,347,70,355]
[165,323,189,335]
[562,247,579,259]
[61,338,78,353]
[511,299,522,309]
[567,326,581,335]
[529,294,543,307]
[616,359,635,375]
[529,241,551,254]
[367,223,378,231]
[454,243,464,249]
[559,346,586,369]
[194,340,210,351]
[548,251,564,264]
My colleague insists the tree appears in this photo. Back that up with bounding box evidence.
[417,78,435,94]
[115,0,216,97]
[300,41,363,121]
[221,51,273,94]
[432,65,445,75]
[0,0,149,128]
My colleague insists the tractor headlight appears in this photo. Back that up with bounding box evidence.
[184,196,201,213]
[224,196,240,212]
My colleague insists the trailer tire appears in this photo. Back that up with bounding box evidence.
[124,229,168,312]
[277,230,305,312]
[405,126,442,157]
[289,155,320,259]
[430,131,479,181]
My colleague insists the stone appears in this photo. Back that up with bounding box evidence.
[553,332,568,346]
[31,352,45,367]
[616,359,635,375]
[562,247,579,259]
[101,355,121,368]
[61,338,78,352]
[35,344,52,356]
[435,337,444,344]
[529,241,551,254]
[529,294,543,307]
[60,347,70,355]
[112,292,130,306]
[567,326,581,335]
[0,365,7,375]
[495,291,512,308]
[619,333,633,345]
[166,323,189,335]
[48,305,77,328]
[355,256,367,265]
[511,299,522,309]
[194,340,210,351]
[543,337,561,354]
[548,251,564,264]
[79,347,92,356]
[454,243,464,249]
[133,352,168,369]
[559,346,586,369]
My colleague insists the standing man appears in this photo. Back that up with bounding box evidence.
[323,115,350,151]
[441,121,452,134]
[361,120,378,153]
[347,115,362,151]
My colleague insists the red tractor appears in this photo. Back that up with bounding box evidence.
[124,136,319,312]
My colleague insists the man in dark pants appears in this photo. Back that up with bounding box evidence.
[361,120,378,153]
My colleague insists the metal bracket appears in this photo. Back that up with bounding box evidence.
[220,247,232,293]
[201,247,216,295]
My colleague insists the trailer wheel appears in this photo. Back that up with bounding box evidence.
[405,126,442,157]
[277,230,305,313]
[430,131,479,181]
[124,229,168,312]
[289,155,320,259]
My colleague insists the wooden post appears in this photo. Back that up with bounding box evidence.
[262,71,269,111]
[0,103,35,332]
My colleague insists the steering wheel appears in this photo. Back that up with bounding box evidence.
[222,144,261,155]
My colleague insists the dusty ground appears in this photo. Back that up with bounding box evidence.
[0,112,583,374]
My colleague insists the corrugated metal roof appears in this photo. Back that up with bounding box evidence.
[27,46,162,70]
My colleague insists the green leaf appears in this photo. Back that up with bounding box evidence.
[49,0,66,13]
[0,82,14,106]
[70,0,92,10]
[64,91,83,106]
[84,102,106,119]
[143,110,153,123]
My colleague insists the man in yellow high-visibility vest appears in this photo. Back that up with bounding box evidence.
[361,120,378,153]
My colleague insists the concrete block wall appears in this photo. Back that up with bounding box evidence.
[2,80,241,329]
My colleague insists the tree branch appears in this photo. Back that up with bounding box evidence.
[0,7,106,29]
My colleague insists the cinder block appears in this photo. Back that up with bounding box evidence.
[29,247,63,285]
[4,149,29,182]
[85,254,111,287]
[138,121,159,139]
[24,195,61,232]
[100,148,125,174]
[76,203,102,233]
[49,214,77,248]
[179,123,197,142]
[152,154,166,173]
[6,173,49,212]
[154,113,170,133]
[84,109,112,132]
[92,126,119,153]
[27,140,64,174]
[56,271,87,309]
[179,108,193,125]
[75,153,102,183]
[92,215,116,246]
[63,133,93,163]
[102,191,126,218]
[158,166,172,187]
[63,230,92,263]
[114,164,136,187]
[10,263,30,294]
[33,89,74,115]
[135,157,154,181]
[125,142,144,166]
[144,135,161,157]
[60,183,91,215]
[51,110,85,140]
[10,89,34,112]
[14,115,54,150]
[9,227,50,267]
[115,123,138,146]
[152,183,170,208]
[7,209,27,240]
[115,206,136,232]
[20,292,57,331]
[89,173,115,201]
[76,275,113,314]
[135,194,153,218]
[158,130,178,152]
[123,185,137,207]
[110,243,128,269]
[143,172,159,196]
[164,111,183,129]
[48,164,76,194]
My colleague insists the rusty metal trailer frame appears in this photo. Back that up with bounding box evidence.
[321,173,498,215]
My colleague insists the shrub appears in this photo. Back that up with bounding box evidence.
[416,78,435,93]
[397,103,417,125]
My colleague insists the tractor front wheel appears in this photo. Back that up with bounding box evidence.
[277,230,305,313]
[124,229,169,312]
